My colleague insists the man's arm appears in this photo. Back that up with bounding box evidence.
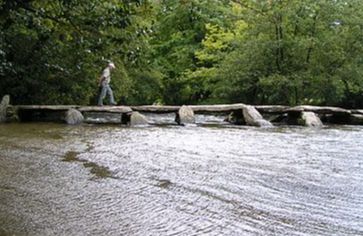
[98,75,105,86]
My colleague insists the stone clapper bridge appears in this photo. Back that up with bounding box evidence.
[1,95,363,127]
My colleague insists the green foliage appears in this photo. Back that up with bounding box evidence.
[0,0,156,105]
[0,0,362,107]
[151,0,232,104]
[212,0,363,107]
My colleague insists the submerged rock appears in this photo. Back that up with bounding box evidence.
[242,105,273,127]
[175,105,195,125]
[0,95,10,122]
[65,108,84,125]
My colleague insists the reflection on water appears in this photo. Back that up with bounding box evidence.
[0,122,363,235]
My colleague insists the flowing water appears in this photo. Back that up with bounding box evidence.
[0,121,363,236]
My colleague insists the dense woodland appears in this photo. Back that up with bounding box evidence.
[1,0,362,107]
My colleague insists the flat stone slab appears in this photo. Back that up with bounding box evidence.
[78,106,132,113]
[15,105,78,111]
[189,104,247,112]
[131,105,180,113]
[287,105,351,114]
[351,110,363,115]
[132,104,248,113]
[255,105,290,113]
[14,105,132,114]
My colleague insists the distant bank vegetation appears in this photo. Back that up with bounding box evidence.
[1,0,362,108]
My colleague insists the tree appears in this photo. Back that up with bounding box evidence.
[213,0,363,106]
[0,0,156,105]
[1,0,362,107]
[151,0,232,104]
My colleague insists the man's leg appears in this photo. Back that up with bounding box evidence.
[106,85,116,105]
[98,85,107,106]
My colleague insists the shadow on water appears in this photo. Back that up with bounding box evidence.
[62,151,116,180]
[0,122,64,140]
[0,229,11,236]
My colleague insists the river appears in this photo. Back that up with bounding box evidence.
[0,121,362,235]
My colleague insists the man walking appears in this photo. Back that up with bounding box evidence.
[98,62,117,106]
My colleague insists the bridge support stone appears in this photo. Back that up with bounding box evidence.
[242,105,273,127]
[175,105,195,125]
[130,112,148,126]
[300,112,323,127]
[0,95,10,123]
[65,109,84,125]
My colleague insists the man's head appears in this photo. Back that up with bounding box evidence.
[108,62,116,70]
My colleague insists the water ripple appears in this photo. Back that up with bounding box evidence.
[0,123,363,235]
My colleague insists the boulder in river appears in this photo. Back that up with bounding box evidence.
[130,112,149,126]
[65,109,84,125]
[175,105,195,125]
[300,111,323,127]
[242,105,273,127]
[0,95,10,122]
